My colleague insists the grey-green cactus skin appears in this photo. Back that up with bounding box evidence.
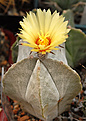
[11,37,20,63]
[11,40,18,63]
[66,28,86,68]
[62,9,75,27]
[53,0,79,10]
[62,9,86,68]
[17,43,68,65]
[3,57,81,121]
[53,0,86,11]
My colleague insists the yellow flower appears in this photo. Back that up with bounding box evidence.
[18,9,70,54]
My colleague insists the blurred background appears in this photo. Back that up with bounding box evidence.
[0,0,86,32]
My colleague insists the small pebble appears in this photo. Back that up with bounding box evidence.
[14,114,18,120]
[0,107,2,112]
[17,116,21,120]
[14,104,19,109]
[32,118,36,121]
[21,111,25,116]
[18,115,29,121]
[0,60,8,66]
[11,105,13,110]
[0,99,1,104]
[13,108,19,114]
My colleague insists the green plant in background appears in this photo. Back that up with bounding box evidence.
[53,0,79,10]
[51,0,86,12]
[66,28,86,68]
[41,0,86,24]
[62,9,86,68]
[62,9,75,27]
[11,36,20,63]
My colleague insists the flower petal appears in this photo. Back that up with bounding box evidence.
[49,14,65,38]
[18,31,35,45]
[45,9,51,34]
[18,9,70,54]
[31,49,40,52]
[37,9,45,34]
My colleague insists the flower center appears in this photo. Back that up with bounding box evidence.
[36,31,51,47]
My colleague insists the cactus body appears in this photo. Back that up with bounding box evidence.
[3,57,81,121]
[3,41,82,121]
[62,9,75,27]
[53,0,79,10]
[66,28,86,68]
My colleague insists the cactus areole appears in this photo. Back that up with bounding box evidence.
[3,9,81,121]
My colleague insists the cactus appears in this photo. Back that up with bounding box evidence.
[53,0,79,10]
[11,37,19,63]
[53,0,86,10]
[3,44,81,121]
[3,9,82,121]
[62,9,75,27]
[66,27,86,68]
[50,0,86,23]
[3,57,81,121]
[62,10,86,68]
